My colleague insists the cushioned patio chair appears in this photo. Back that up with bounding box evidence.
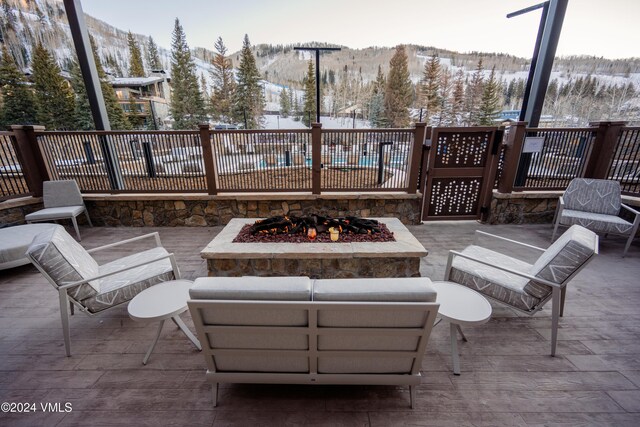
[445,225,598,356]
[25,180,92,241]
[26,225,180,356]
[553,178,640,257]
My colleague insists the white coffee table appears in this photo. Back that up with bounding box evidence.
[431,281,492,375]
[128,279,202,365]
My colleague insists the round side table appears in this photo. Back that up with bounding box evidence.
[431,281,492,375]
[128,279,202,365]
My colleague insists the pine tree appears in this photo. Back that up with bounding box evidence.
[68,59,94,130]
[170,18,206,129]
[421,54,441,123]
[384,45,412,128]
[450,69,465,125]
[0,45,37,128]
[89,35,130,129]
[368,65,386,128]
[477,67,501,125]
[233,34,265,129]
[465,58,485,125]
[210,37,236,123]
[437,68,452,125]
[146,36,162,70]
[302,59,316,127]
[127,31,145,77]
[279,86,291,117]
[31,41,75,130]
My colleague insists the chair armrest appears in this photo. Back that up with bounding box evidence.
[473,230,546,252]
[447,250,562,289]
[57,253,177,290]
[87,232,162,253]
[621,203,640,219]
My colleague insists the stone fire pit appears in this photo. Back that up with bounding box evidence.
[201,217,428,279]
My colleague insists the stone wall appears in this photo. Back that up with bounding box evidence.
[0,198,43,226]
[207,257,421,279]
[85,194,422,227]
[488,191,559,224]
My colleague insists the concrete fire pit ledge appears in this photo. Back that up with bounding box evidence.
[201,217,428,279]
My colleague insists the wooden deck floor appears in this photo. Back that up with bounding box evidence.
[1,221,639,426]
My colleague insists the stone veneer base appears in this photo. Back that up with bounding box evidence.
[201,217,428,279]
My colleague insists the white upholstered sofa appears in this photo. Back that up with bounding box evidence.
[188,276,439,408]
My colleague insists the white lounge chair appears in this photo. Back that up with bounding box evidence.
[26,225,181,356]
[445,225,598,356]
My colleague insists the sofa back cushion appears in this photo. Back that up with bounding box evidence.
[564,178,621,215]
[26,225,100,301]
[525,225,597,299]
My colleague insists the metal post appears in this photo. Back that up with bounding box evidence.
[377,142,393,185]
[294,46,342,124]
[63,0,124,190]
[524,0,568,127]
[83,140,95,164]
[141,141,156,178]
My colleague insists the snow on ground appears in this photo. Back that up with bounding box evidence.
[262,115,371,130]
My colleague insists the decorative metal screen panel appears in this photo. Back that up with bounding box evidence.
[427,177,482,217]
[422,128,499,221]
[434,132,490,168]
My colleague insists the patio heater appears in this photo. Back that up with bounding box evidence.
[293,46,342,124]
[507,0,568,186]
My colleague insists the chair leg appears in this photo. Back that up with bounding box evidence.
[84,209,93,227]
[409,385,416,409]
[71,216,81,241]
[58,289,72,357]
[623,234,633,258]
[552,219,560,241]
[212,383,219,408]
[550,287,561,357]
[560,286,567,318]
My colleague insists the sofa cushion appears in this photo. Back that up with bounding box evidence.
[190,277,311,327]
[527,225,597,298]
[563,178,621,215]
[560,209,633,235]
[25,206,85,222]
[449,245,541,312]
[0,224,59,270]
[190,276,312,301]
[25,225,100,301]
[81,247,175,313]
[313,277,436,302]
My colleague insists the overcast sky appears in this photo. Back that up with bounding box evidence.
[81,0,639,59]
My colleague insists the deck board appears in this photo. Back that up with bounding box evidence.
[0,221,638,426]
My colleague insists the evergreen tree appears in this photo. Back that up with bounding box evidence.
[89,35,130,129]
[146,36,162,70]
[233,34,265,129]
[31,41,75,130]
[68,59,93,130]
[302,59,316,127]
[279,86,291,117]
[0,45,36,128]
[421,54,441,122]
[450,69,465,125]
[477,67,501,125]
[170,18,206,129]
[210,36,236,123]
[369,65,386,128]
[384,45,412,127]
[127,31,145,77]
[465,58,485,125]
[127,96,145,128]
[437,68,452,125]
